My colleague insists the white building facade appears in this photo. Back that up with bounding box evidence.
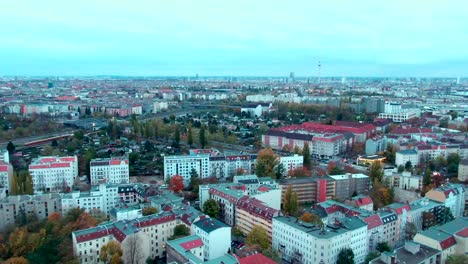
[90,157,129,185]
[29,156,78,193]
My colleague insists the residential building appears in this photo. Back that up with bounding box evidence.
[279,154,304,172]
[369,241,441,264]
[395,149,419,167]
[345,195,374,211]
[0,161,13,198]
[413,218,468,263]
[384,203,411,247]
[328,173,370,201]
[458,159,468,181]
[235,196,279,240]
[424,184,465,218]
[0,193,62,231]
[378,109,420,122]
[164,154,210,184]
[279,177,335,204]
[408,198,444,232]
[378,211,400,248]
[90,157,129,185]
[273,216,368,264]
[365,134,387,155]
[192,218,231,261]
[72,212,178,263]
[166,235,238,264]
[29,156,78,193]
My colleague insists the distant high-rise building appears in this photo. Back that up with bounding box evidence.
[341,77,346,84]
[456,76,460,85]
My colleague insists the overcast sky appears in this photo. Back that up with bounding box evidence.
[1,0,467,77]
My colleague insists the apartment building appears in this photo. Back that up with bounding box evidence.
[279,177,335,204]
[328,173,370,200]
[279,154,303,172]
[395,149,419,167]
[424,184,465,218]
[164,154,210,184]
[273,216,368,264]
[72,212,177,264]
[459,159,468,182]
[369,241,441,264]
[192,218,231,261]
[29,156,78,193]
[413,217,467,264]
[0,161,13,198]
[90,157,129,185]
[235,196,279,240]
[0,193,62,231]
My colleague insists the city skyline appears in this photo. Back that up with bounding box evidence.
[1,0,467,77]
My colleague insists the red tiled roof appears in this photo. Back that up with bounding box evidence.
[236,196,278,221]
[440,236,457,250]
[276,121,375,135]
[238,253,277,264]
[364,214,383,230]
[180,238,203,251]
[392,204,411,215]
[355,196,373,206]
[456,228,468,237]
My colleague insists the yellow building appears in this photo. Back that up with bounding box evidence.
[235,196,279,240]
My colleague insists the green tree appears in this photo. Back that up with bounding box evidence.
[12,171,33,195]
[405,161,412,171]
[245,225,270,250]
[142,207,158,216]
[376,242,391,253]
[423,169,432,187]
[255,148,280,178]
[364,251,380,264]
[187,126,193,146]
[337,248,355,264]
[7,141,15,155]
[173,125,180,147]
[169,224,191,240]
[262,248,281,263]
[275,163,285,180]
[203,199,220,218]
[293,145,301,154]
[302,143,312,169]
[397,165,404,173]
[369,162,384,184]
[199,126,207,148]
[232,226,244,238]
[283,185,298,216]
[446,255,468,264]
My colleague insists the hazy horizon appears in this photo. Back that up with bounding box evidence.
[1,1,467,77]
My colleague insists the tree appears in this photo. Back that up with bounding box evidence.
[376,242,391,253]
[300,212,323,226]
[7,141,15,155]
[232,226,244,238]
[364,251,380,264]
[142,207,158,216]
[187,126,193,146]
[4,257,28,264]
[283,185,298,216]
[337,248,355,264]
[405,161,412,171]
[100,241,123,264]
[293,145,301,154]
[173,125,180,147]
[11,171,33,195]
[275,163,285,180]
[302,143,312,169]
[122,232,149,264]
[199,126,207,148]
[255,148,280,178]
[169,224,191,240]
[245,225,270,250]
[168,175,184,193]
[262,248,281,263]
[203,199,220,218]
[446,255,468,264]
[423,169,432,187]
[369,162,384,184]
[397,165,404,173]
[287,166,311,178]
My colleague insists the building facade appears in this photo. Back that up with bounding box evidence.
[90,157,129,185]
[29,156,78,193]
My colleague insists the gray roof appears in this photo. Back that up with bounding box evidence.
[193,218,229,233]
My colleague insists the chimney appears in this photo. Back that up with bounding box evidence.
[390,255,396,264]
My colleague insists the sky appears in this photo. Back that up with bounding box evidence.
[0,0,467,77]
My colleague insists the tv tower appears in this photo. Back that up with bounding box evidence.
[317,61,322,84]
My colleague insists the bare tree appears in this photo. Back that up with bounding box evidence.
[122,232,149,264]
